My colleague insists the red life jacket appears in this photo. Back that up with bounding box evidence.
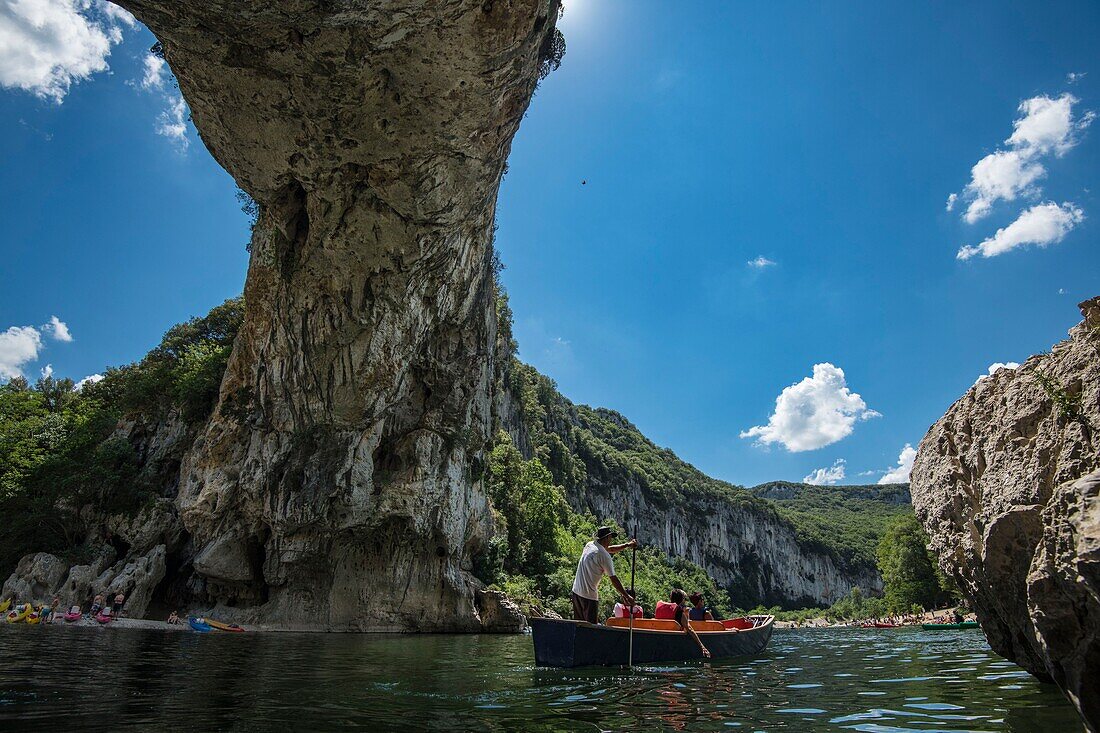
[655,600,680,620]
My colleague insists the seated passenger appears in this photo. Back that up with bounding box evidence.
[687,592,713,621]
[656,589,711,658]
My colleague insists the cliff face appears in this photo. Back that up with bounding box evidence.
[911,297,1100,731]
[103,0,561,630]
[570,478,883,608]
[498,363,883,608]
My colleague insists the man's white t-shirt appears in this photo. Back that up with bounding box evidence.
[572,540,615,600]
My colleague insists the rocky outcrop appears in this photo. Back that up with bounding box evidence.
[911,297,1100,731]
[3,544,166,619]
[474,588,526,632]
[105,0,563,629]
[1,553,69,603]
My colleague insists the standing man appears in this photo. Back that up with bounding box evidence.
[571,526,638,624]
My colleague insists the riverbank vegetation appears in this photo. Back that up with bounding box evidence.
[0,298,244,575]
[476,431,734,619]
[3,293,950,626]
[743,513,956,622]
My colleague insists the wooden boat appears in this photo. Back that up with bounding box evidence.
[205,618,245,632]
[530,615,774,668]
[922,620,979,630]
[860,622,899,628]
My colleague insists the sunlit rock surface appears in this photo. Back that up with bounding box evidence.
[108,0,563,629]
[911,296,1100,731]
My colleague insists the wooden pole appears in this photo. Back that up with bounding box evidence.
[628,523,637,669]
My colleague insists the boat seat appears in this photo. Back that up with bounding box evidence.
[604,618,729,632]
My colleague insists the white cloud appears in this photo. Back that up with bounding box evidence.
[952,93,1093,223]
[155,91,189,150]
[740,363,880,452]
[40,363,53,379]
[73,373,104,390]
[878,444,916,484]
[747,256,777,269]
[97,0,134,29]
[0,0,136,103]
[0,316,75,379]
[1007,94,1091,156]
[976,361,1019,384]
[131,51,191,151]
[0,325,44,379]
[961,149,1046,224]
[1067,72,1086,85]
[958,201,1083,260]
[44,315,72,342]
[803,459,846,486]
[139,52,165,91]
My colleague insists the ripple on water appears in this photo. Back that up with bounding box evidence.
[0,626,1082,732]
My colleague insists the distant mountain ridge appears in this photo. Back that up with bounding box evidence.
[747,481,914,573]
[498,360,897,608]
[750,481,911,504]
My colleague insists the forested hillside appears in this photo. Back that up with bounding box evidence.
[749,482,913,572]
[2,294,923,619]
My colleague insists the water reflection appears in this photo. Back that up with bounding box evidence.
[0,626,1081,731]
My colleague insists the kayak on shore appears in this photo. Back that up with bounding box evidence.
[922,621,979,630]
[860,622,899,628]
[6,604,32,623]
[189,617,213,633]
[530,615,774,668]
[205,618,245,632]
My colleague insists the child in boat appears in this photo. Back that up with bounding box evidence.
[655,589,711,659]
[687,592,713,621]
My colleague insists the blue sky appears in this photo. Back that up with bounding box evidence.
[1,1,1097,488]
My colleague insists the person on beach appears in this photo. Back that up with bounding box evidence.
[656,589,711,659]
[570,526,637,624]
[90,593,104,616]
[113,592,126,618]
[45,596,61,622]
[687,592,713,621]
[167,610,180,625]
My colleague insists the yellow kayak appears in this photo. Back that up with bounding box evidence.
[6,604,31,623]
[205,618,245,632]
[0,598,10,614]
[25,609,42,625]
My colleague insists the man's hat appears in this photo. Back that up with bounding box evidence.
[595,526,617,541]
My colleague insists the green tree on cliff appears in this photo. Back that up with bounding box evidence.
[876,514,943,612]
[485,431,567,577]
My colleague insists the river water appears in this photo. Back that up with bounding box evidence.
[0,625,1081,731]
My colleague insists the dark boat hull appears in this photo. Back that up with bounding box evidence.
[529,616,774,668]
